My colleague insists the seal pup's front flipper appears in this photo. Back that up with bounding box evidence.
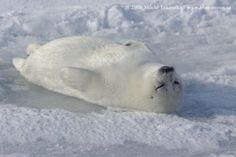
[60,67,104,93]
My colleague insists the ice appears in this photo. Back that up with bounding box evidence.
[0,0,236,156]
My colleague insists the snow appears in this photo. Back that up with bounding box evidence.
[0,105,235,157]
[0,0,236,156]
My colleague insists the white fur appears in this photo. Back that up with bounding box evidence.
[26,43,41,55]
[13,36,183,113]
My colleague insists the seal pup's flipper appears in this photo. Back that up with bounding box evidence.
[60,67,104,93]
[26,43,41,55]
[12,58,25,72]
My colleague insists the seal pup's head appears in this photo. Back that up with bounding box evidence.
[141,63,183,113]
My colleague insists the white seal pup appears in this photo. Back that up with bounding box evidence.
[13,36,183,113]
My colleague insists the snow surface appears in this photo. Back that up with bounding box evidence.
[0,0,236,156]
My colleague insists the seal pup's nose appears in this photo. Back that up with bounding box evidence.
[159,66,174,73]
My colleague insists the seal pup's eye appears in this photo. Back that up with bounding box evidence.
[174,81,180,85]
[125,42,132,46]
[155,83,165,91]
